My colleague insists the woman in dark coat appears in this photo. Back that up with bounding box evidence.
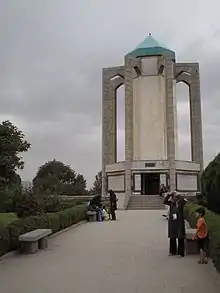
[109,190,118,221]
[88,195,102,221]
[164,192,187,257]
[88,195,102,210]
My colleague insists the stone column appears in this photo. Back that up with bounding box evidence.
[189,65,204,171]
[124,55,134,199]
[165,57,176,191]
[102,69,117,195]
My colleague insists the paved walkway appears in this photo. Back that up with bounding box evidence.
[0,211,220,293]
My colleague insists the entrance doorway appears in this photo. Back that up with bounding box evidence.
[141,173,160,195]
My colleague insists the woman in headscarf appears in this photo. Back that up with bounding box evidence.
[164,191,187,257]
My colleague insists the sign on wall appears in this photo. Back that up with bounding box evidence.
[134,174,141,191]
[108,175,125,192]
[160,174,167,186]
[176,173,198,191]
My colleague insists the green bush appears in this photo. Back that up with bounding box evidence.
[0,225,10,256]
[201,153,220,214]
[0,213,18,225]
[61,198,86,210]
[40,195,62,213]
[15,189,43,218]
[0,203,87,256]
[8,214,50,249]
[15,190,66,218]
[184,203,220,273]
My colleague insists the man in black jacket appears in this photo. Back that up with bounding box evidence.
[109,190,118,221]
[164,192,187,257]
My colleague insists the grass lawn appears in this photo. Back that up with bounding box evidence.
[0,213,18,226]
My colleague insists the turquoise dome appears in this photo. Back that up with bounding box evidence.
[129,34,175,58]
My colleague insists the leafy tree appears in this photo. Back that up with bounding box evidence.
[89,171,102,195]
[71,174,87,195]
[201,153,220,214]
[0,120,30,191]
[33,160,87,195]
[0,173,22,212]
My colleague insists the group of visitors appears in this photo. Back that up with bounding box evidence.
[88,185,209,264]
[162,188,209,264]
[87,190,118,221]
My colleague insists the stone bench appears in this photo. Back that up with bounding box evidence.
[86,211,97,222]
[19,229,52,254]
[185,221,198,255]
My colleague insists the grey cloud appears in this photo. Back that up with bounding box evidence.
[1,0,220,186]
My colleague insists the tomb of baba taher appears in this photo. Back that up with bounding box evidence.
[102,34,203,209]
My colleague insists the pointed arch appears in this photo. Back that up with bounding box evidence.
[176,81,191,161]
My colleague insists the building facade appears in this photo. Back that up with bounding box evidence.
[102,34,203,209]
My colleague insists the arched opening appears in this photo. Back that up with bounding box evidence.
[176,81,191,161]
[158,65,164,75]
[176,70,191,78]
[116,84,125,162]
[134,66,141,77]
[110,74,124,81]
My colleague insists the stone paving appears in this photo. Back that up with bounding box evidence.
[0,210,220,293]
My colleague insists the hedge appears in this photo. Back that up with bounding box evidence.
[0,203,87,257]
[184,203,220,273]
[61,198,87,210]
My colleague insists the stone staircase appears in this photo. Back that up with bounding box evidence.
[127,195,165,210]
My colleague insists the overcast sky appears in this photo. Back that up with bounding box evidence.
[1,0,220,187]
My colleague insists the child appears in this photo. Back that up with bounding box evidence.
[102,206,110,221]
[192,207,209,264]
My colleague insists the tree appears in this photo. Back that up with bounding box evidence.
[89,171,102,195]
[0,173,22,212]
[15,188,43,218]
[33,160,87,195]
[0,120,30,190]
[72,174,87,195]
[201,153,220,214]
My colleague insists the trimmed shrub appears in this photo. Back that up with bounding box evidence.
[0,225,10,256]
[40,195,62,213]
[0,203,87,256]
[15,191,43,218]
[201,153,220,214]
[61,198,86,210]
[8,214,50,249]
[184,203,220,273]
[195,192,208,207]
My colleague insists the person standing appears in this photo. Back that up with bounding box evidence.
[164,192,187,257]
[159,184,166,197]
[162,186,170,219]
[109,190,118,221]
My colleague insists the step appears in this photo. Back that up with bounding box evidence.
[127,195,165,210]
[128,206,165,209]
[128,207,164,211]
[128,200,164,203]
[129,206,164,208]
[128,202,164,204]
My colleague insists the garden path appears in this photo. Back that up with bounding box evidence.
[0,210,220,293]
